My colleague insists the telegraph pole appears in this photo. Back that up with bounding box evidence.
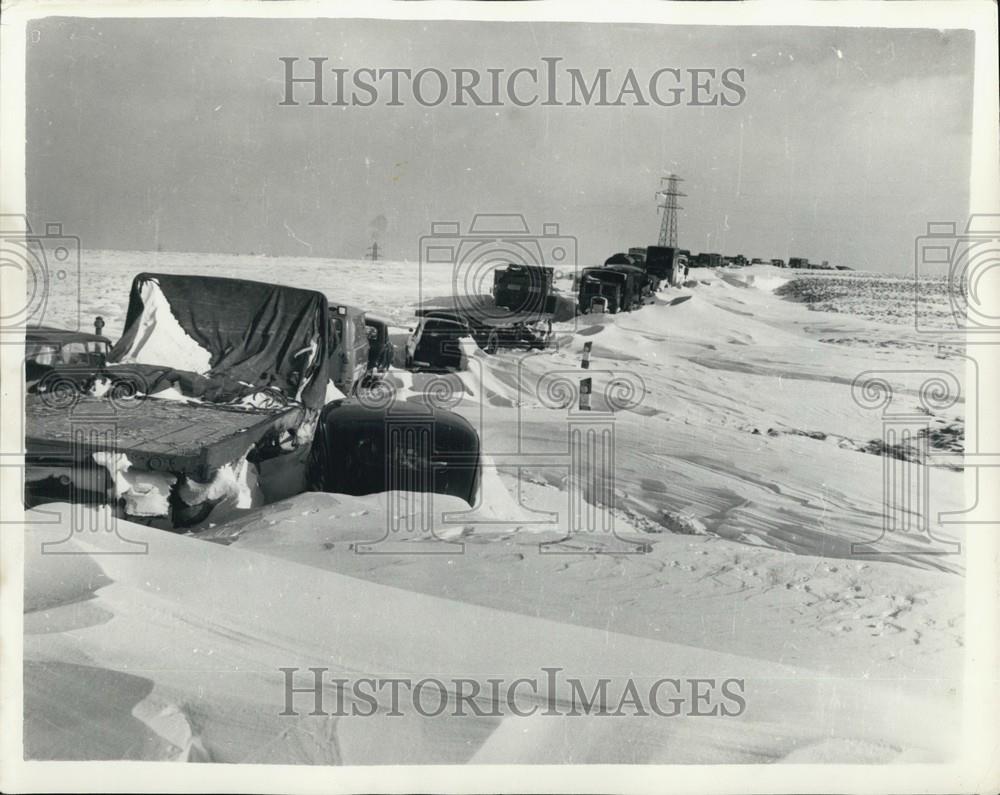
[655,173,686,248]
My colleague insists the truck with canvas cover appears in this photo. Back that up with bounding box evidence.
[25,273,481,529]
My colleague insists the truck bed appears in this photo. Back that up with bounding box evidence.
[26,393,303,480]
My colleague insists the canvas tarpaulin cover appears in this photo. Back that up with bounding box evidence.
[109,273,331,413]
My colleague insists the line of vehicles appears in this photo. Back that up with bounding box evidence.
[21,239,849,532]
[577,245,689,314]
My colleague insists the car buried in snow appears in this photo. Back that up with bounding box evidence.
[25,325,112,387]
[24,273,481,530]
[404,308,552,371]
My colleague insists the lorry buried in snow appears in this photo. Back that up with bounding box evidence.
[604,252,660,294]
[492,263,556,315]
[25,273,481,530]
[405,307,553,371]
[644,245,689,286]
[577,266,641,314]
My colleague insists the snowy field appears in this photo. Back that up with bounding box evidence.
[25,251,966,763]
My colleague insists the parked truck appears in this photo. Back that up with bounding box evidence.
[605,253,659,294]
[492,263,555,315]
[789,257,810,269]
[577,267,635,314]
[644,245,689,285]
[692,252,723,269]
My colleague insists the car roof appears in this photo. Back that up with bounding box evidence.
[26,325,110,344]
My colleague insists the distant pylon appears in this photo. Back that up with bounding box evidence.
[366,241,380,262]
[656,173,686,248]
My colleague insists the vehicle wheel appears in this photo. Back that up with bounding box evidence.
[484,331,500,355]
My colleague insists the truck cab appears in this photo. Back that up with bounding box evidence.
[328,303,370,396]
[604,263,648,305]
[627,247,647,266]
[578,267,635,314]
[605,253,659,294]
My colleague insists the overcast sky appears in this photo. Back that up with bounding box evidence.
[27,18,974,272]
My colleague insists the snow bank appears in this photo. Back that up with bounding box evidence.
[24,507,959,764]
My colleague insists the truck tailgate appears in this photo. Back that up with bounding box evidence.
[26,394,303,480]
